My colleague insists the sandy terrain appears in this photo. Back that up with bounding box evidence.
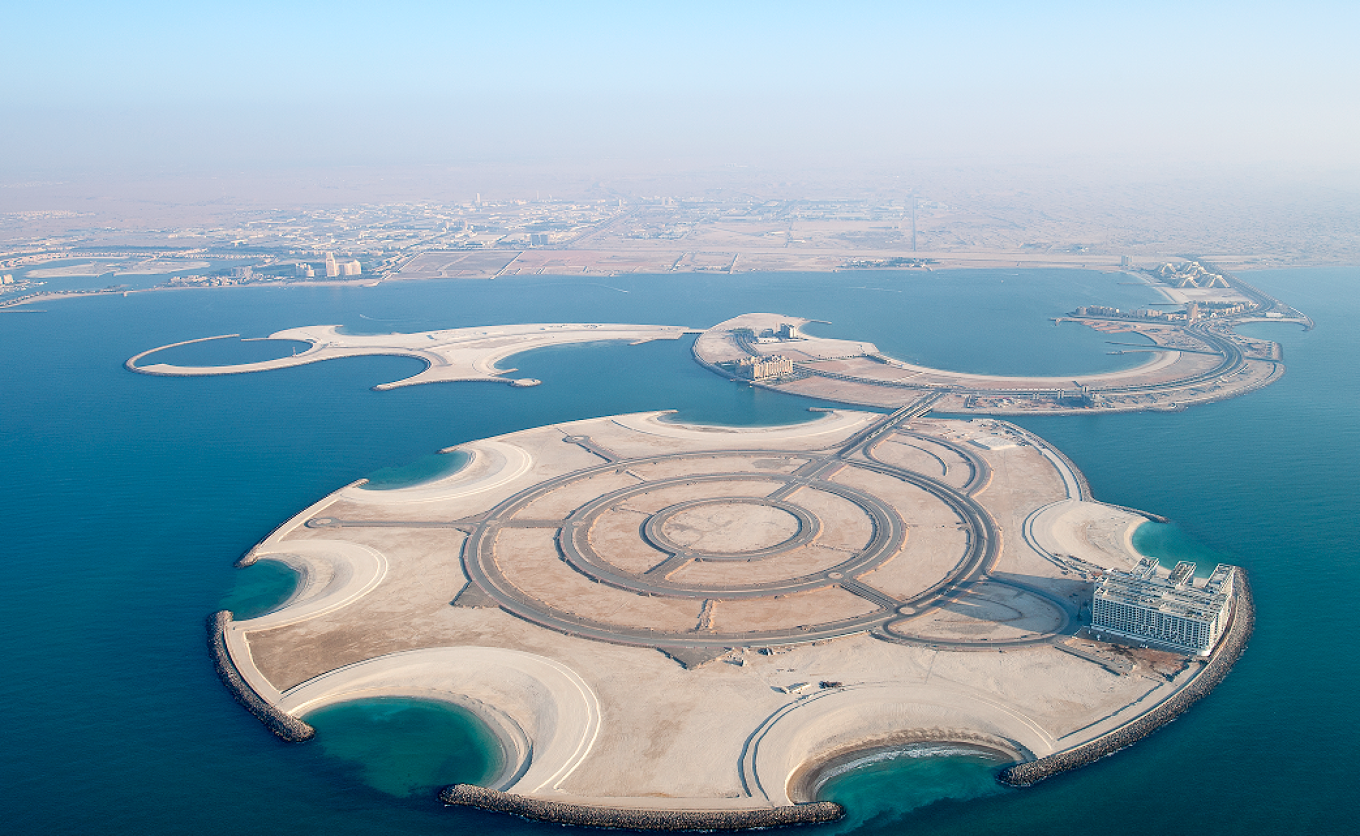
[694,311,1289,415]
[210,406,1214,812]
[126,323,696,389]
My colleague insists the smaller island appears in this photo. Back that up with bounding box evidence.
[692,263,1308,415]
[126,322,699,389]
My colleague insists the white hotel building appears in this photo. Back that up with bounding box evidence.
[1091,558,1236,657]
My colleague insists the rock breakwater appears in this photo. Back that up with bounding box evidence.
[206,611,315,742]
[438,785,843,831]
[998,573,1255,787]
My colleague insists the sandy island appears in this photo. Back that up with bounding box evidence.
[693,311,1290,415]
[201,404,1249,827]
[126,323,699,389]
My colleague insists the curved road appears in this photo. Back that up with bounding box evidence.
[456,413,1019,651]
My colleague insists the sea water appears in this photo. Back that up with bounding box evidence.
[361,449,471,490]
[218,560,300,620]
[814,744,1011,832]
[140,337,312,366]
[304,698,504,797]
[1132,521,1234,575]
[2,267,1357,835]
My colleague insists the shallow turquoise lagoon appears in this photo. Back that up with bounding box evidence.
[304,698,504,798]
[361,449,471,490]
[218,560,300,620]
[816,745,1011,832]
[1132,521,1235,575]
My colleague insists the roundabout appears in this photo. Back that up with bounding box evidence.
[645,497,815,559]
[456,433,1000,650]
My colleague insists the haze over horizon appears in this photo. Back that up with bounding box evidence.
[5,0,1358,189]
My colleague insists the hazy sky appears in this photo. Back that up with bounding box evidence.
[4,0,1358,177]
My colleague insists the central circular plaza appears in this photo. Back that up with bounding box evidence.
[646,498,816,559]
[461,446,993,649]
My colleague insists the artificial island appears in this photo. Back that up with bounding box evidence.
[125,260,1306,417]
[127,306,1261,830]
[696,263,1308,414]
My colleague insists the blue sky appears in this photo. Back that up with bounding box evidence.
[3,1,1358,174]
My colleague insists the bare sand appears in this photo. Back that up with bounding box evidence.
[214,408,1210,812]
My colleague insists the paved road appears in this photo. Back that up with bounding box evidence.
[312,407,1076,652]
[455,408,1019,650]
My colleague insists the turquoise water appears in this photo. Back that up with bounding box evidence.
[816,745,1011,832]
[1132,521,1235,575]
[304,698,503,797]
[1,266,1357,835]
[362,449,471,490]
[218,560,300,619]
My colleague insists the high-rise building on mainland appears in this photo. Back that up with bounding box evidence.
[342,260,362,276]
[324,252,339,278]
[1091,557,1236,656]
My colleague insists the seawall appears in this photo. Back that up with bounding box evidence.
[998,571,1255,787]
[438,785,844,831]
[206,611,315,742]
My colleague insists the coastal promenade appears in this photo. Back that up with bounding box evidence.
[199,401,1246,827]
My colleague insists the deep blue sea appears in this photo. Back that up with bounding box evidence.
[2,267,1357,835]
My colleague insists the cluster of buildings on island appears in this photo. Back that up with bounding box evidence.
[732,354,795,381]
[1072,299,1250,325]
[167,274,243,287]
[726,322,802,380]
[1091,557,1237,656]
[732,322,800,343]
